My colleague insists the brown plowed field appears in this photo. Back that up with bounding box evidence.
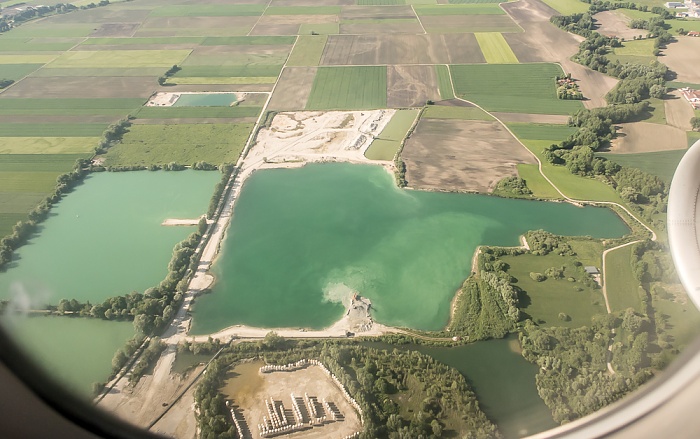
[271,0,354,5]
[593,11,641,40]
[665,90,695,131]
[608,122,688,153]
[502,0,618,108]
[420,15,522,33]
[663,37,700,84]
[0,77,156,98]
[41,7,150,24]
[340,5,416,20]
[387,65,441,108]
[139,16,258,31]
[402,119,536,193]
[249,23,300,36]
[268,67,318,110]
[89,23,140,37]
[339,22,424,34]
[320,34,484,65]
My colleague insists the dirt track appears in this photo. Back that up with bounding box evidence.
[502,0,618,109]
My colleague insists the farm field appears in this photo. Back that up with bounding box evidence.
[267,67,317,110]
[46,50,192,69]
[609,123,687,154]
[133,106,262,120]
[387,65,441,107]
[365,109,418,160]
[538,0,590,14]
[435,65,455,100]
[0,63,44,80]
[423,105,494,120]
[420,15,521,33]
[517,164,560,199]
[100,124,254,167]
[402,118,536,192]
[598,150,687,182]
[475,32,519,64]
[286,35,328,66]
[0,98,143,116]
[306,66,387,110]
[605,245,644,313]
[450,64,584,114]
[0,137,100,155]
[0,124,106,137]
[501,252,607,327]
[506,123,577,142]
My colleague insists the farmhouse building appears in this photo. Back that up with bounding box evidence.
[680,87,700,109]
[666,2,686,7]
[688,31,700,37]
[584,266,600,275]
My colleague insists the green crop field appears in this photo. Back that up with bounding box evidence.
[414,4,506,14]
[435,65,455,100]
[538,0,590,14]
[174,65,283,78]
[298,23,340,35]
[0,54,58,64]
[101,124,254,166]
[306,66,387,110]
[0,171,67,193]
[448,0,505,3]
[475,32,518,64]
[0,98,143,112]
[46,50,192,69]
[133,106,262,119]
[519,139,624,202]
[0,38,78,51]
[366,109,418,161]
[423,105,493,120]
[149,4,266,17]
[605,245,644,313]
[507,123,577,141]
[0,154,89,172]
[359,0,406,4]
[598,150,686,182]
[568,240,603,268]
[516,164,560,199]
[265,6,341,15]
[613,39,656,57]
[0,63,43,80]
[80,37,205,46]
[3,24,96,38]
[667,81,700,90]
[165,76,277,85]
[287,36,328,67]
[450,64,584,114]
[501,252,607,327]
[201,36,296,46]
[0,137,100,154]
[0,124,106,137]
[688,131,700,147]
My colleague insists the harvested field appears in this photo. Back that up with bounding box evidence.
[491,112,569,124]
[663,37,700,84]
[249,23,301,36]
[502,0,618,109]
[201,36,297,45]
[265,6,342,15]
[340,5,416,20]
[450,63,583,114]
[149,4,266,17]
[46,49,191,69]
[665,89,695,131]
[475,32,519,63]
[220,362,362,439]
[138,16,259,33]
[268,67,318,110]
[414,4,506,14]
[339,22,424,34]
[608,122,688,153]
[0,76,156,98]
[306,66,387,110]
[299,23,340,35]
[420,15,521,33]
[271,0,354,4]
[402,118,536,193]
[0,137,99,154]
[593,10,640,40]
[181,45,290,67]
[89,23,140,38]
[287,36,328,67]
[250,15,338,35]
[175,65,283,77]
[387,65,441,108]
[2,23,96,38]
[320,34,484,65]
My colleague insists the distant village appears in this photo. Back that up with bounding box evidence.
[666,0,700,18]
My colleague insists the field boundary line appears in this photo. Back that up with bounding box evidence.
[498,0,526,33]
[247,0,274,37]
[412,5,427,34]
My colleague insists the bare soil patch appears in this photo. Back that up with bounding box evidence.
[663,37,700,84]
[402,119,536,193]
[420,15,521,33]
[339,22,424,34]
[249,23,301,36]
[491,112,570,124]
[387,65,441,108]
[268,67,318,110]
[272,0,354,4]
[221,362,362,439]
[502,0,618,108]
[250,15,338,36]
[42,7,150,24]
[0,76,155,98]
[140,16,258,31]
[89,23,140,37]
[340,5,415,20]
[608,122,688,153]
[665,90,695,131]
[321,34,483,65]
[593,10,641,40]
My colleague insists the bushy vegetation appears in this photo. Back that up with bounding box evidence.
[158,64,181,86]
[129,337,166,384]
[207,164,235,219]
[194,338,500,439]
[492,176,533,198]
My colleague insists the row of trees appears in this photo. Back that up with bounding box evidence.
[194,337,500,439]
[157,65,181,86]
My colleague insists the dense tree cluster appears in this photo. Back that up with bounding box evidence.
[492,176,532,198]
[525,230,576,256]
[94,118,131,154]
[0,3,77,32]
[194,339,500,439]
[0,79,13,89]
[207,164,235,219]
[158,65,181,86]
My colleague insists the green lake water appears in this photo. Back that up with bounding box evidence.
[0,171,219,305]
[191,163,629,334]
[173,93,237,106]
[366,337,557,438]
[0,171,217,396]
[1,316,134,397]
